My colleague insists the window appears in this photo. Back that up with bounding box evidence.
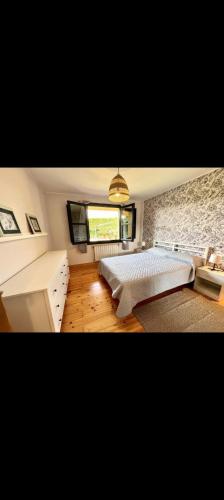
[88,206,120,242]
[67,201,136,245]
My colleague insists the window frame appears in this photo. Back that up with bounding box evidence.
[67,201,136,245]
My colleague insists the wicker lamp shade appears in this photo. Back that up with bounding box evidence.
[108,169,130,203]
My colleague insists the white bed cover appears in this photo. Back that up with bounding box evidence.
[99,250,196,318]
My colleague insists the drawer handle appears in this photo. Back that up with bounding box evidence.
[62,282,65,285]
[56,304,60,308]
[54,289,57,292]
[63,264,66,267]
[64,293,67,295]
[60,271,63,274]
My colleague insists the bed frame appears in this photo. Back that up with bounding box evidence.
[153,240,211,264]
[99,239,212,317]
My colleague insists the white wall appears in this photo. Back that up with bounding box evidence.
[45,192,144,265]
[0,168,51,285]
[0,168,144,281]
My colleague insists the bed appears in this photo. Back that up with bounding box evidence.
[99,241,210,318]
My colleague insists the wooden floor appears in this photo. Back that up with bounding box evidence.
[61,262,224,333]
[61,262,144,333]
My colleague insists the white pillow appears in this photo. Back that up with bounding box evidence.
[165,251,203,267]
[146,247,172,257]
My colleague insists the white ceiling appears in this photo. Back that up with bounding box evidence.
[29,167,218,200]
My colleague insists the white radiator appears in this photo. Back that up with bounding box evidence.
[94,243,120,261]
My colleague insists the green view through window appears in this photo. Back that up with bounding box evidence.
[87,206,120,242]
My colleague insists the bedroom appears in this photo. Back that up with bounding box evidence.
[0,166,224,333]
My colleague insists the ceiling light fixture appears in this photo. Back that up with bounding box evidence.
[108,167,130,203]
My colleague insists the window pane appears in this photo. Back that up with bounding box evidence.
[121,209,133,240]
[70,204,86,223]
[73,224,87,242]
[121,223,132,240]
[87,206,120,242]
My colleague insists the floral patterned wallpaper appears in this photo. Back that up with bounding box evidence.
[143,168,224,253]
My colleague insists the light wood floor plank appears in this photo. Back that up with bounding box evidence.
[62,262,224,333]
[61,262,144,333]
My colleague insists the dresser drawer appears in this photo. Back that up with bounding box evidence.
[50,259,69,295]
[47,258,69,331]
[1,250,69,333]
[49,279,68,307]
[53,295,66,318]
[56,268,66,282]
[53,314,63,333]
[50,290,66,332]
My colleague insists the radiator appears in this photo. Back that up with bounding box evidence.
[94,244,120,261]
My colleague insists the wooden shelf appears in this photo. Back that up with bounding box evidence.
[0,232,48,243]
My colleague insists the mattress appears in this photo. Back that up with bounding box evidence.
[99,249,197,318]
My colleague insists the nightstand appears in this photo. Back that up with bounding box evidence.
[194,266,224,301]
[134,248,145,253]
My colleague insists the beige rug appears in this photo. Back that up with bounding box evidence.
[133,288,224,332]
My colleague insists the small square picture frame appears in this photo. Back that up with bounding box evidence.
[26,214,41,234]
[0,206,21,235]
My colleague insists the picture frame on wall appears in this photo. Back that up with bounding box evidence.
[26,214,41,234]
[0,206,21,236]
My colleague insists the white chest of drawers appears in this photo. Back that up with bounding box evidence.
[1,250,69,332]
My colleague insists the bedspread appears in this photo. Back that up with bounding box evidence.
[99,251,194,318]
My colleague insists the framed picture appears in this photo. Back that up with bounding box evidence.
[26,214,41,234]
[0,207,21,235]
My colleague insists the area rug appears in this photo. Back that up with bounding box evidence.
[133,288,224,332]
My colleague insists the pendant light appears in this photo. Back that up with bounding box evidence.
[108,167,130,203]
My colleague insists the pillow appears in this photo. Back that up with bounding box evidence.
[165,251,203,268]
[145,247,172,257]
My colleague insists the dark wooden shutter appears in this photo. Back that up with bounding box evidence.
[120,204,136,241]
[67,201,89,245]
